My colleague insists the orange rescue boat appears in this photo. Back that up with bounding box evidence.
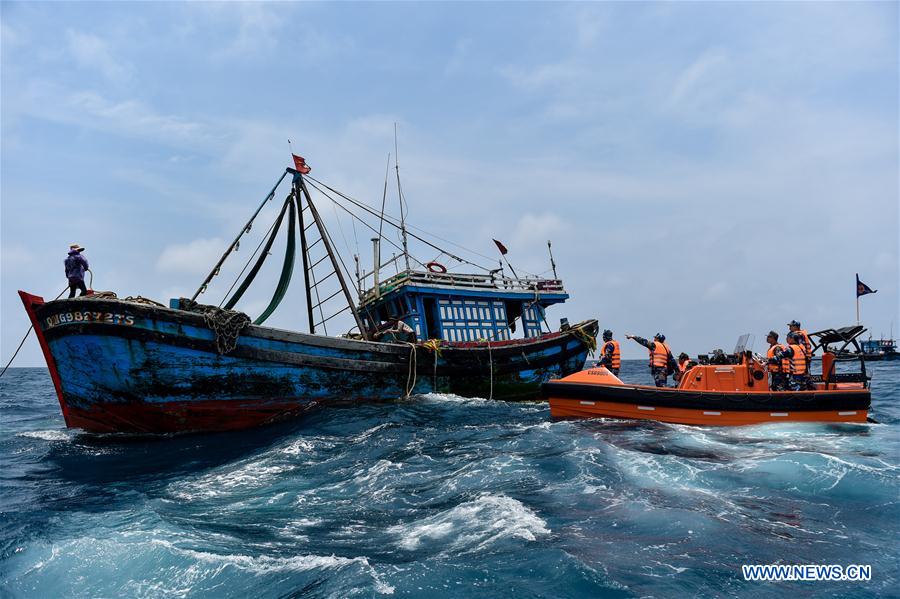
[544,327,872,426]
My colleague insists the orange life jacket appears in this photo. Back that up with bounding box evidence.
[792,329,812,355]
[602,340,621,370]
[789,343,808,374]
[678,359,691,374]
[650,341,671,368]
[767,344,790,373]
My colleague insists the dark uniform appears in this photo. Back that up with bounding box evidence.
[765,332,790,392]
[598,330,621,376]
[774,334,812,390]
[629,334,675,387]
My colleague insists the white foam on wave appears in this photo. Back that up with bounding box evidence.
[17,430,71,441]
[168,459,293,501]
[152,539,395,595]
[388,494,549,554]
[420,392,490,404]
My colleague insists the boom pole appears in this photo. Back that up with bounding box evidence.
[295,176,316,334]
[191,169,289,301]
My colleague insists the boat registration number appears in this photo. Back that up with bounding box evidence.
[44,311,135,328]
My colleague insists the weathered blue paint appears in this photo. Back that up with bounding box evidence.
[22,292,597,433]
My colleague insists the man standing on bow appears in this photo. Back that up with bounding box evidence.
[64,243,90,298]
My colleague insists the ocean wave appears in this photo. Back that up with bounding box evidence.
[167,459,294,501]
[17,429,72,441]
[388,494,549,554]
[5,534,394,597]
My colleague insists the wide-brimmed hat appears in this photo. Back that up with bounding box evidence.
[69,243,85,251]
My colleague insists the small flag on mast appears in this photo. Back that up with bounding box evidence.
[856,274,876,297]
[492,239,509,255]
[292,154,311,174]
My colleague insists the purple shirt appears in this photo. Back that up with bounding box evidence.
[64,251,89,282]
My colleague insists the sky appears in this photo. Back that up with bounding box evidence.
[1,1,898,365]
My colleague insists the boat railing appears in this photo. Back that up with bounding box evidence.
[359,270,566,305]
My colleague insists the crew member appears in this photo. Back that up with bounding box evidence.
[788,320,813,363]
[776,331,811,391]
[64,243,90,298]
[675,352,694,382]
[597,329,621,376]
[765,330,789,391]
[626,332,675,387]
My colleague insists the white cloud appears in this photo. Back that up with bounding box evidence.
[157,238,228,275]
[66,29,131,82]
[498,62,587,91]
[667,49,729,108]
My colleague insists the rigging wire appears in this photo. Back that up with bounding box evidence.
[306,175,491,272]
[304,178,428,270]
[218,215,281,307]
[330,200,354,264]
[0,287,68,378]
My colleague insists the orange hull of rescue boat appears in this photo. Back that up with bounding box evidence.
[549,398,868,425]
[543,365,871,426]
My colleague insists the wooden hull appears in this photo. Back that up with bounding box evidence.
[543,373,871,426]
[20,291,596,433]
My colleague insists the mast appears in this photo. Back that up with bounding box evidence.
[395,123,411,271]
[547,240,558,279]
[295,176,316,334]
[297,175,369,339]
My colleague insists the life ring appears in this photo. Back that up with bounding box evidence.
[426,261,447,274]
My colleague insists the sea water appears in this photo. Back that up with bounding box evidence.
[1,360,898,597]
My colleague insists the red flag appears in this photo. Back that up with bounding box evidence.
[493,239,508,255]
[292,154,311,174]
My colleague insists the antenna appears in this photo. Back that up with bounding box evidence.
[547,240,558,279]
[395,123,411,271]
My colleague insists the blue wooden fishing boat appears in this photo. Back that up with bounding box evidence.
[20,161,597,433]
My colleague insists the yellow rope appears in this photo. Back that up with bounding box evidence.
[571,324,597,356]
[404,342,417,398]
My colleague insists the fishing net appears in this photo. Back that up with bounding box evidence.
[177,298,251,355]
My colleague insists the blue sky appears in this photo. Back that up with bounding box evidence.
[2,1,898,365]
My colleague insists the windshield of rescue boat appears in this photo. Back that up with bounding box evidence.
[733,333,754,355]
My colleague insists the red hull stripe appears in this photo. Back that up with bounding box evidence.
[18,291,72,427]
[65,398,321,434]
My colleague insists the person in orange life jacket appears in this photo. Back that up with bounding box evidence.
[765,330,790,391]
[674,352,695,382]
[773,331,812,391]
[626,332,676,387]
[597,329,621,376]
[787,320,813,368]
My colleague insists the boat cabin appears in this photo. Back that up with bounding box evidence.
[358,270,568,343]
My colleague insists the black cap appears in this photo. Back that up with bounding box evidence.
[602,329,613,340]
[767,330,779,340]
[788,320,801,327]
[654,332,665,341]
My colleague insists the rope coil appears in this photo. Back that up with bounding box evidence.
[178,298,251,355]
